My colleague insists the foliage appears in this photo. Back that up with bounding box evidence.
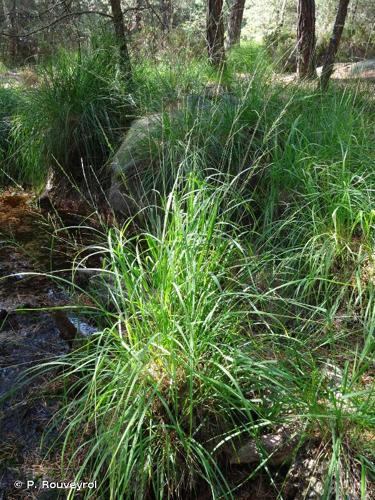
[11,41,133,187]
[263,28,297,72]
[226,40,273,74]
[132,56,217,113]
[0,87,22,183]
[30,65,375,498]
[49,177,273,498]
[0,6,374,496]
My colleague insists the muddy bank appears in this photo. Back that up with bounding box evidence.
[0,192,94,499]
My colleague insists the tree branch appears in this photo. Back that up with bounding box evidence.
[0,6,149,38]
[0,10,113,37]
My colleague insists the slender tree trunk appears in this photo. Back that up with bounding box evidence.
[319,0,350,91]
[109,0,132,80]
[277,0,288,29]
[1,0,8,61]
[160,0,173,32]
[207,0,225,67]
[226,0,246,50]
[9,0,18,64]
[297,0,317,79]
[0,0,5,24]
[135,0,143,31]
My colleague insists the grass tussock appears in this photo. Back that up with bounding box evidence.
[11,40,133,188]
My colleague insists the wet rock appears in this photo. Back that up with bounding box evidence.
[52,310,97,349]
[0,189,105,498]
[51,310,79,348]
[68,316,97,337]
[0,231,70,497]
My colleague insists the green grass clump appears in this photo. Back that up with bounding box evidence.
[0,87,22,184]
[256,86,375,308]
[226,41,273,76]
[41,172,375,499]
[12,42,133,188]
[132,57,218,113]
[46,176,280,498]
[132,42,270,115]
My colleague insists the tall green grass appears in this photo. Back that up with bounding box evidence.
[11,42,133,188]
[8,40,375,498]
[0,87,22,184]
[43,176,282,498]
[40,172,374,499]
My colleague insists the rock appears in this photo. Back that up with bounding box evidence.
[229,424,300,466]
[284,442,330,500]
[321,360,343,387]
[108,93,240,219]
[108,113,164,217]
[52,311,97,349]
[317,59,375,81]
[52,311,78,348]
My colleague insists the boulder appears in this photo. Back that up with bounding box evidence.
[108,113,164,217]
[107,92,241,219]
[317,59,375,81]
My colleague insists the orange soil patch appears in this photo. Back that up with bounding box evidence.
[0,190,35,234]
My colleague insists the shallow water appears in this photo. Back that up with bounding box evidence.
[0,191,94,498]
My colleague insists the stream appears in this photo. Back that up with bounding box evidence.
[0,191,95,499]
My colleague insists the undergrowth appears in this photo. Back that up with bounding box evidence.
[41,169,375,499]
[11,41,133,188]
[0,87,22,184]
[2,39,375,499]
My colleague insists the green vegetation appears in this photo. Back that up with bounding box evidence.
[0,87,22,184]
[11,43,133,187]
[27,50,373,497]
[1,16,374,500]
[52,169,375,498]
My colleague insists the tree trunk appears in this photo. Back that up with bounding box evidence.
[207,0,225,67]
[135,0,143,31]
[9,0,18,64]
[319,0,350,91]
[160,0,173,32]
[109,0,132,81]
[297,0,317,79]
[276,0,288,29]
[226,0,246,50]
